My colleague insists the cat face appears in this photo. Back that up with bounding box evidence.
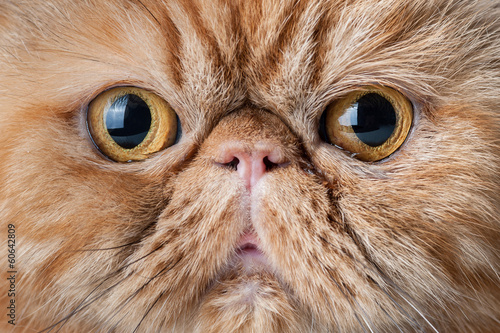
[0,0,498,332]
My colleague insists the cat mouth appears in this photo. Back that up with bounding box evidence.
[236,232,262,254]
[234,231,270,270]
[237,243,260,254]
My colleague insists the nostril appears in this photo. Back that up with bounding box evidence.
[214,145,290,189]
[263,156,278,171]
[223,157,239,170]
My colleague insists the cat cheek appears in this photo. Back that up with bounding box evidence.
[250,168,364,304]
[111,165,247,324]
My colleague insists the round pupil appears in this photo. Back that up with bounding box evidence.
[341,93,396,147]
[105,94,152,149]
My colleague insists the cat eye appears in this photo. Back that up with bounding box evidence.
[319,86,412,161]
[87,87,178,162]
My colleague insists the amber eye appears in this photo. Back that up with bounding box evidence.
[87,87,178,162]
[320,86,412,161]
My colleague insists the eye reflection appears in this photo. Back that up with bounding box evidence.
[345,93,396,147]
[105,94,152,149]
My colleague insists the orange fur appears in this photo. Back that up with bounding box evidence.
[0,0,498,332]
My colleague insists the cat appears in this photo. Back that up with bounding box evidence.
[0,0,499,332]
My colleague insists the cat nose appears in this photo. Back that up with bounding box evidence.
[216,142,290,189]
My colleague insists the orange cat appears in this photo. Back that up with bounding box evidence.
[0,0,498,332]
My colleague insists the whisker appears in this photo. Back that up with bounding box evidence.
[156,317,167,333]
[106,257,182,331]
[376,302,405,333]
[106,317,125,333]
[134,0,161,26]
[41,274,132,333]
[42,243,166,332]
[398,293,440,333]
[367,276,424,332]
[317,234,435,332]
[318,288,342,332]
[370,271,439,332]
[34,242,140,330]
[346,289,377,333]
[317,259,371,333]
[133,290,167,333]
[73,240,141,252]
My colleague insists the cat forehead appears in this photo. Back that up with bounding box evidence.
[0,0,495,118]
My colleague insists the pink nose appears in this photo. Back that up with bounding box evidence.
[216,143,289,189]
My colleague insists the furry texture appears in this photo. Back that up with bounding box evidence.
[0,0,499,332]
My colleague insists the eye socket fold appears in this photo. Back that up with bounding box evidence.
[319,86,412,162]
[87,87,179,162]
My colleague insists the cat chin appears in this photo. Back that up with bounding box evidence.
[194,270,305,333]
[187,224,288,331]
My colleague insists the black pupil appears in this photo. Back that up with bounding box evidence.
[105,94,151,149]
[346,93,396,147]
